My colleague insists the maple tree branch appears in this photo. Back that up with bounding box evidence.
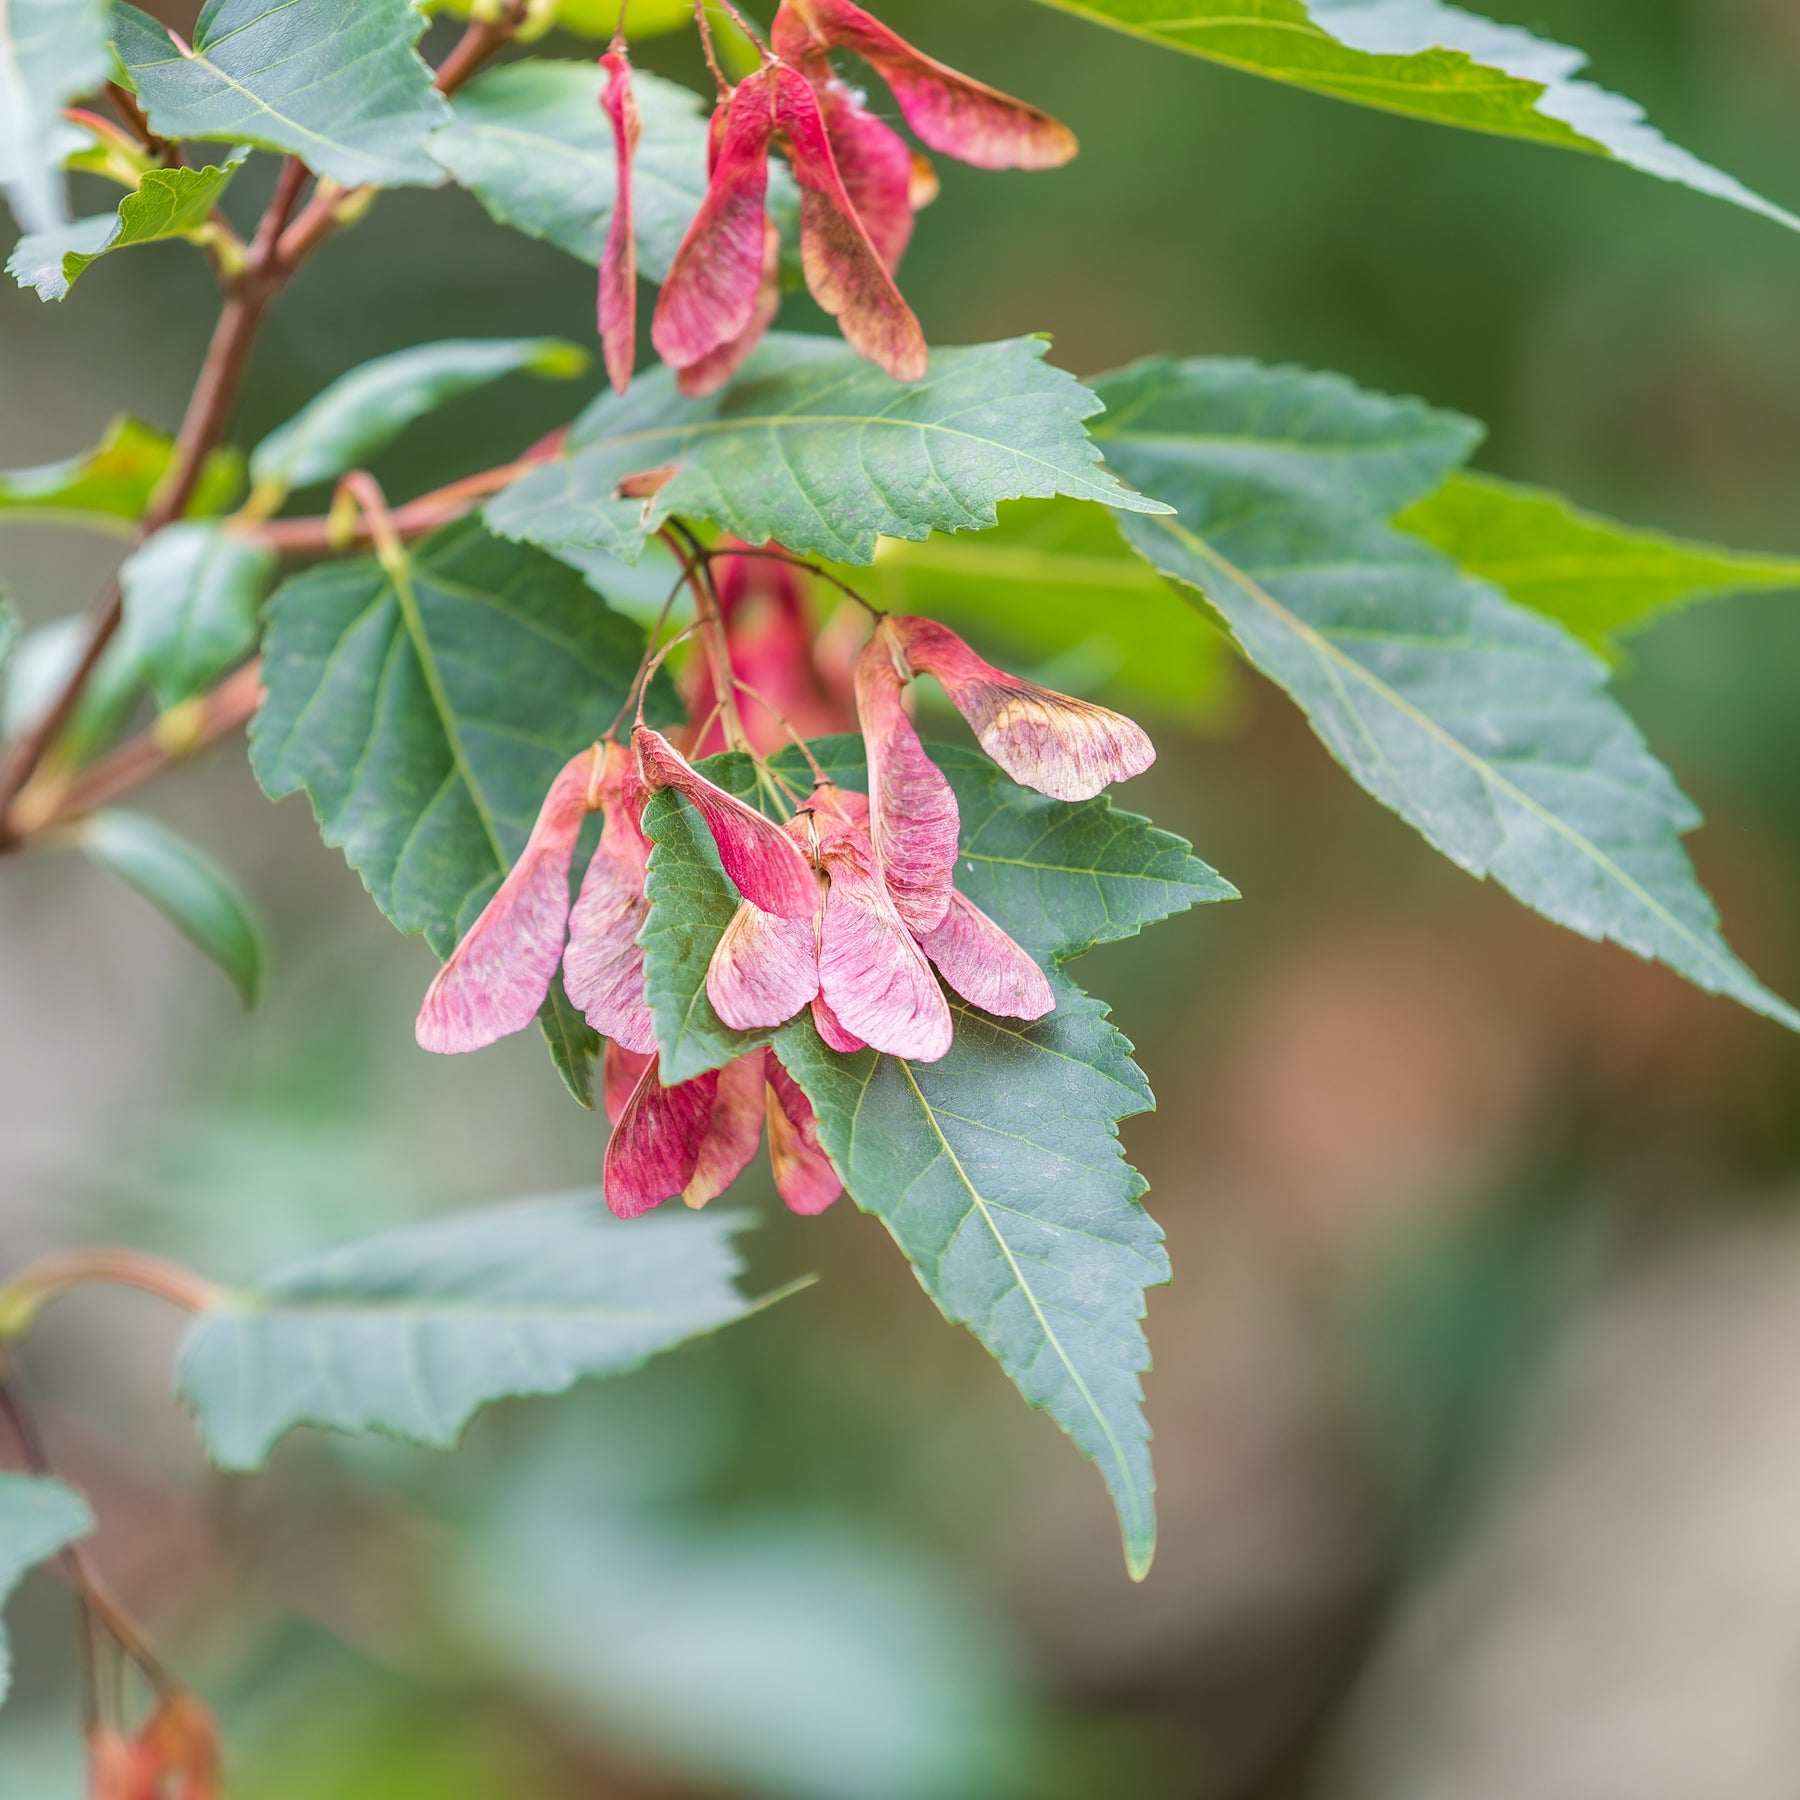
[0,159,312,844]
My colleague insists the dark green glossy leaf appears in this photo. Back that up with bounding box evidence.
[1096,357,1800,1031]
[1400,471,1800,652]
[80,808,265,1006]
[249,336,589,495]
[110,0,449,188]
[177,1195,776,1468]
[486,334,1172,566]
[0,1475,91,1707]
[1035,0,1798,231]
[538,974,602,1111]
[251,518,670,955]
[0,416,240,530]
[119,521,272,707]
[776,982,1168,1579]
[7,151,243,301]
[0,0,109,234]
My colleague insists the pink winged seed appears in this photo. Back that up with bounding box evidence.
[917,890,1055,1021]
[895,616,1155,802]
[773,65,927,384]
[633,727,818,919]
[597,49,641,393]
[766,1060,843,1213]
[416,746,598,1054]
[651,76,778,375]
[853,632,959,934]
[780,0,1078,171]
[683,1050,771,1207]
[603,1058,722,1218]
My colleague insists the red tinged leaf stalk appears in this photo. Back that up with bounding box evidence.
[597,47,642,393]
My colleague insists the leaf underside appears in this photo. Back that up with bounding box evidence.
[1034,0,1798,231]
[0,1474,92,1707]
[177,1197,769,1468]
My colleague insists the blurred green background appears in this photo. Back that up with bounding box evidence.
[4,2,1800,1795]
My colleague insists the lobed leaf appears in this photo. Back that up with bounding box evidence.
[7,152,244,301]
[250,520,677,1088]
[776,982,1169,1580]
[1399,471,1800,652]
[176,1196,777,1468]
[0,0,108,235]
[118,521,272,707]
[1095,357,1800,1031]
[81,809,266,1006]
[0,1475,93,1707]
[0,416,240,531]
[249,336,589,496]
[110,0,449,189]
[486,334,1172,566]
[1034,0,1798,231]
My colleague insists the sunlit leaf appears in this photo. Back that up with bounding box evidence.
[0,1476,91,1708]
[430,0,693,36]
[110,0,449,189]
[845,497,1239,722]
[249,337,589,496]
[81,809,266,1006]
[119,522,272,707]
[1400,472,1800,652]
[7,151,244,301]
[0,417,240,531]
[1035,0,1798,231]
[488,334,1171,566]
[0,0,109,234]
[177,1196,779,1468]
[1097,357,1800,1031]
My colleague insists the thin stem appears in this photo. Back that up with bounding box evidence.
[0,1249,221,1341]
[0,157,310,845]
[251,442,560,555]
[700,543,884,617]
[731,677,827,783]
[607,567,699,739]
[630,622,705,729]
[663,524,752,756]
[694,0,731,95]
[7,662,265,841]
[705,0,770,55]
[0,1372,177,1696]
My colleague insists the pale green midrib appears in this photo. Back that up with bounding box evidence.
[894,1058,1147,1548]
[582,416,1142,504]
[1461,555,1800,586]
[1023,0,1608,158]
[1149,514,1799,1024]
[387,557,509,872]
